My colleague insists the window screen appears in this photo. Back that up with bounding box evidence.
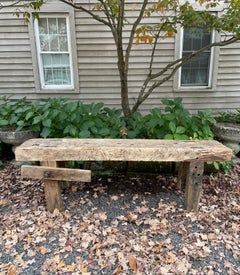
[181,27,212,87]
[35,17,73,88]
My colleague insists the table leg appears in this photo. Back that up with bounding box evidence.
[184,162,204,211]
[41,161,64,212]
[177,162,188,190]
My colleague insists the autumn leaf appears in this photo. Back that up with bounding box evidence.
[39,246,47,255]
[128,255,137,273]
[57,260,65,269]
[25,234,32,244]
[66,263,77,272]
[159,7,165,13]
[7,265,16,275]
[112,264,122,275]
[165,252,176,264]
[0,198,10,206]
[110,195,119,201]
[0,161,239,275]
[80,264,88,273]
[71,185,78,193]
[166,31,174,37]
[126,211,138,223]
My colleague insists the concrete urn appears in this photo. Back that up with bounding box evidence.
[212,122,240,155]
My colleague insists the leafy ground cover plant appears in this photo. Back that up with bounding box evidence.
[143,98,216,140]
[33,99,126,139]
[0,96,41,131]
[216,110,240,124]
[0,96,216,140]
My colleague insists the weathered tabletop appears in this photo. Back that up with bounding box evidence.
[15,138,233,162]
[15,138,233,212]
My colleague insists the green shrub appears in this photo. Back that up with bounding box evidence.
[143,97,216,140]
[0,96,216,140]
[0,96,41,131]
[216,110,240,124]
[34,99,126,138]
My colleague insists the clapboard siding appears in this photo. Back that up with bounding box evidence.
[75,3,175,109]
[217,40,240,102]
[0,6,35,94]
[173,37,240,113]
[0,1,240,114]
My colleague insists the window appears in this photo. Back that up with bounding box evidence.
[34,16,74,89]
[180,27,213,87]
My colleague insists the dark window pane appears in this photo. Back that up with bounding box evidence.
[181,27,212,87]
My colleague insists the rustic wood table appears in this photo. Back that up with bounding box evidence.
[15,138,233,212]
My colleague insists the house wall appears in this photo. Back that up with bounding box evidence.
[0,0,240,114]
[0,5,35,95]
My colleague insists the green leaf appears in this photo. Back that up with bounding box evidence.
[164,134,174,140]
[164,113,175,121]
[0,120,9,126]
[63,125,77,137]
[68,101,78,112]
[41,127,51,138]
[173,97,182,105]
[16,120,25,127]
[81,121,95,130]
[69,126,78,137]
[25,111,34,120]
[169,121,176,133]
[42,119,51,128]
[148,118,159,128]
[99,128,110,137]
[173,134,189,140]
[32,116,42,125]
[79,129,91,138]
[161,98,171,106]
[92,102,104,115]
[175,126,186,134]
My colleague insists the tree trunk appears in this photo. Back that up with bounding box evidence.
[116,45,131,117]
[119,70,131,117]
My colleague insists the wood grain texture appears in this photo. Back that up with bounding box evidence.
[185,162,204,211]
[15,138,233,162]
[21,165,91,182]
[41,161,64,213]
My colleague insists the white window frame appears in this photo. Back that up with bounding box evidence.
[173,25,219,93]
[178,26,215,89]
[34,14,74,90]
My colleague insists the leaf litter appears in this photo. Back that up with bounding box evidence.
[0,161,239,274]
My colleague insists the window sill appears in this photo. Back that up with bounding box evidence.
[36,88,79,94]
[174,86,215,92]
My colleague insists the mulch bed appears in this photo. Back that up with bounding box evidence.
[0,161,239,274]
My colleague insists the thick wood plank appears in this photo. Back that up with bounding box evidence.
[41,161,64,213]
[177,162,189,190]
[185,162,204,211]
[21,165,91,182]
[15,138,233,162]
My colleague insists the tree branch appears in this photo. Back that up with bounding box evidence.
[0,0,22,9]
[124,0,148,72]
[59,0,111,28]
[132,36,239,113]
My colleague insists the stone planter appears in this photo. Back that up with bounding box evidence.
[212,122,240,154]
[0,127,39,151]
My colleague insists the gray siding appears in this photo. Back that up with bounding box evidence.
[75,2,175,113]
[180,39,240,113]
[0,1,240,114]
[0,7,35,95]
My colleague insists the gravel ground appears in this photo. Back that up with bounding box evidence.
[0,161,239,274]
